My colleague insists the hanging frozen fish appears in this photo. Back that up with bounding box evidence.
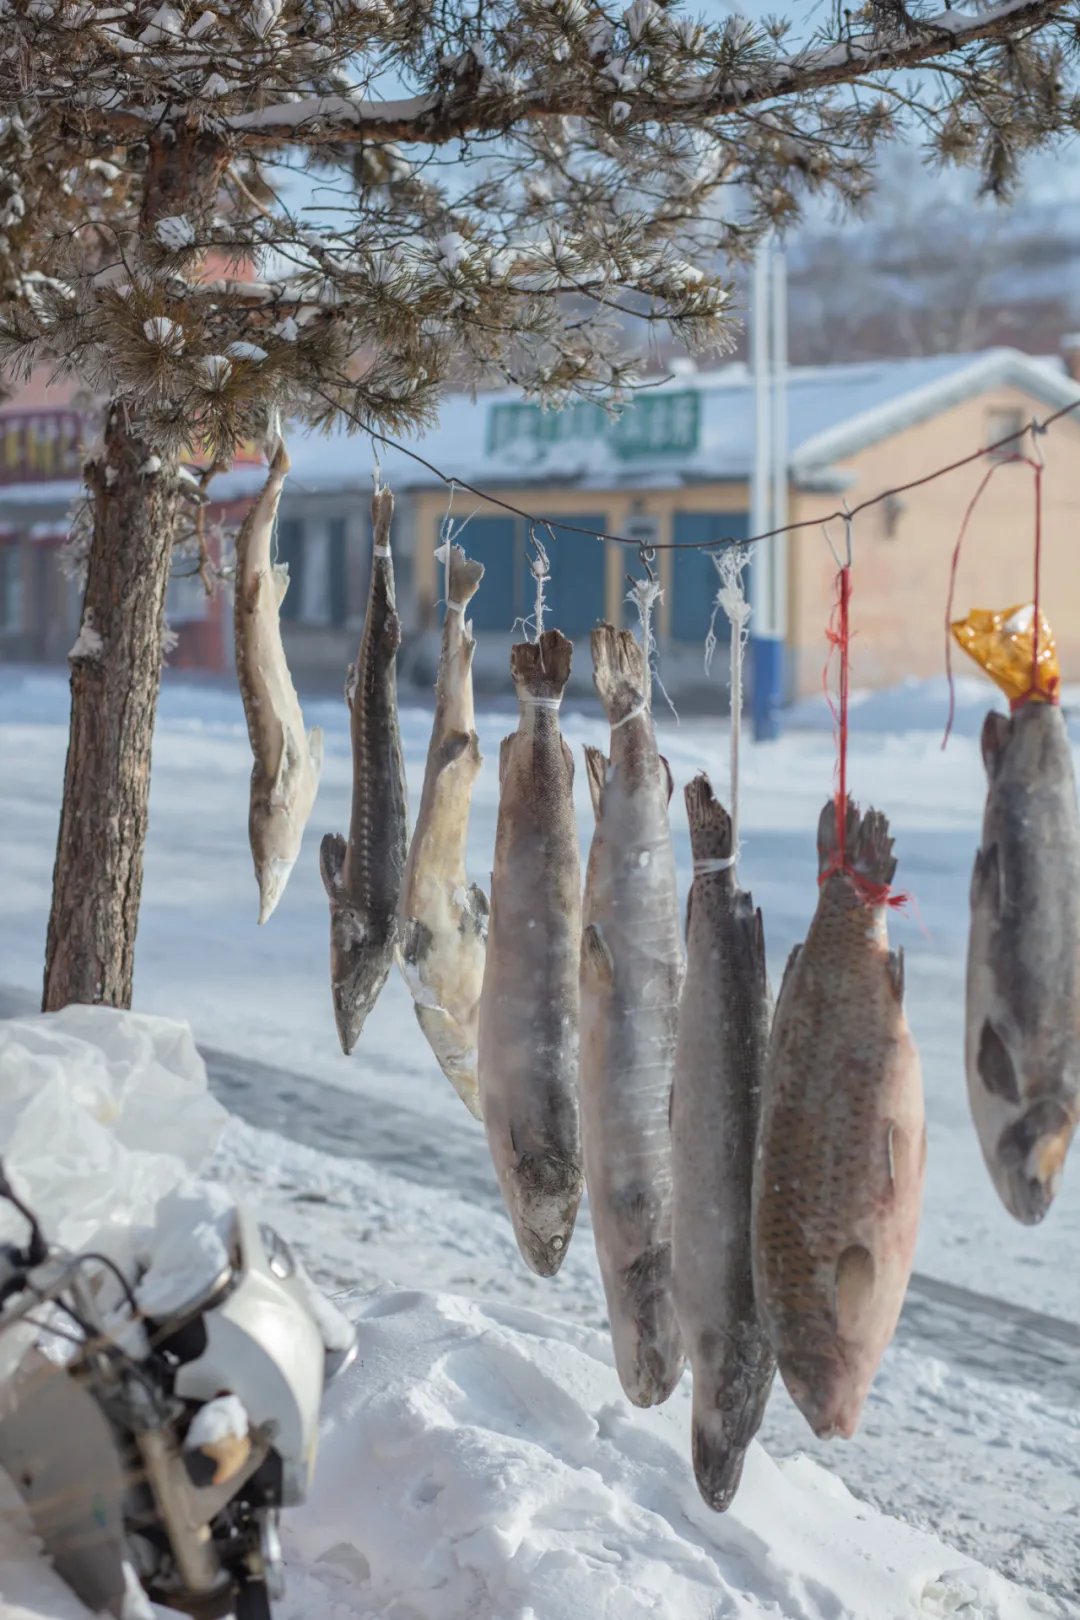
[397,544,488,1118]
[953,603,1080,1223]
[234,439,323,924]
[321,482,408,1054]
[579,624,683,1406]
[671,776,774,1509]
[477,629,583,1276]
[752,799,925,1440]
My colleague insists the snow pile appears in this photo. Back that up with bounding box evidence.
[287,1288,1055,1620]
[0,1006,226,1257]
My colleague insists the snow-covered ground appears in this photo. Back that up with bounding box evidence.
[0,664,1078,1616]
[0,1006,1069,1620]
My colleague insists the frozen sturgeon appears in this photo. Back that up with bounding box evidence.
[321,484,408,1054]
[233,440,323,924]
[671,776,774,1509]
[579,624,683,1406]
[477,630,583,1276]
[966,704,1080,1223]
[397,545,488,1118]
[752,799,925,1440]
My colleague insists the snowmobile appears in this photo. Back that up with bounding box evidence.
[0,1160,355,1620]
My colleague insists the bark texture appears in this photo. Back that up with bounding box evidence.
[42,128,225,1012]
[42,409,180,1011]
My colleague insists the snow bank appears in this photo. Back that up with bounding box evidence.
[287,1288,1056,1620]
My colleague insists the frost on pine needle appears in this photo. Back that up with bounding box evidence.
[154,214,195,251]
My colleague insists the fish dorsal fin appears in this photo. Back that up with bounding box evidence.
[581,921,615,986]
[270,722,294,804]
[498,733,515,787]
[344,662,359,712]
[980,711,1012,780]
[272,562,289,607]
[319,832,347,900]
[886,946,904,1003]
[971,843,1002,917]
[658,754,674,806]
[308,726,324,780]
[583,746,608,821]
[835,1244,876,1340]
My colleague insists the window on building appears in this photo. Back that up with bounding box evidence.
[0,544,23,632]
[276,517,304,623]
[985,406,1026,461]
[300,518,332,626]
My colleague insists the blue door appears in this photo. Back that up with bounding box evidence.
[671,512,751,645]
[540,513,607,638]
[443,516,519,632]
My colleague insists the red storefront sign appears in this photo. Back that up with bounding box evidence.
[0,409,265,485]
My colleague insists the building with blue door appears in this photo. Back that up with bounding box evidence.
[11,351,1080,698]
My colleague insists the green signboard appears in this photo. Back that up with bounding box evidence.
[487,390,700,461]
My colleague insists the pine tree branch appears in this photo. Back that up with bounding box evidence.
[75,0,1069,150]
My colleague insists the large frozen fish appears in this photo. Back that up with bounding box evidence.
[966,704,1080,1223]
[320,484,408,1054]
[671,776,774,1509]
[397,545,488,1118]
[234,440,323,924]
[477,629,583,1276]
[752,799,925,1440]
[579,625,683,1406]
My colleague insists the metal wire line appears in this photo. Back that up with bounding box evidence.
[314,386,1080,555]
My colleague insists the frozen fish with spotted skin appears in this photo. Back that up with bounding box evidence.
[397,545,488,1118]
[752,798,925,1441]
[477,629,583,1277]
[672,775,774,1509]
[320,484,408,1054]
[966,703,1080,1223]
[233,440,323,925]
[579,624,684,1406]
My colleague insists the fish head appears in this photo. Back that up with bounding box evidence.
[330,932,392,1055]
[510,1152,582,1278]
[256,854,297,925]
[778,1346,866,1441]
[993,1097,1075,1224]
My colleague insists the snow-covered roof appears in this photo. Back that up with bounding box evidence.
[282,347,1080,496]
[2,349,1075,515]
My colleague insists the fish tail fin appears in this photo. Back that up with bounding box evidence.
[817,797,896,888]
[583,745,607,820]
[443,544,484,608]
[511,629,573,700]
[590,622,646,725]
[684,772,733,865]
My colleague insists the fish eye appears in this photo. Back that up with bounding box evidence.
[550,1235,564,1250]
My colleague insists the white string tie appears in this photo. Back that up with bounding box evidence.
[705,545,750,872]
[611,699,647,731]
[521,695,562,711]
[694,855,737,874]
[373,544,390,559]
[445,599,466,614]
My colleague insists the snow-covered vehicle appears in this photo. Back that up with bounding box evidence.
[0,1160,355,1620]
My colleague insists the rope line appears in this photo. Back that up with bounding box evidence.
[313,388,1080,556]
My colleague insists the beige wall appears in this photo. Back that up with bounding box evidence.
[788,384,1080,698]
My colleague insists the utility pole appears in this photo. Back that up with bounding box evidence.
[749,238,788,742]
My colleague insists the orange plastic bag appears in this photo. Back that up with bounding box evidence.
[951,603,1060,706]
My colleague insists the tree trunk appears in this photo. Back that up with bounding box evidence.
[42,408,180,1011]
[41,125,226,1013]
